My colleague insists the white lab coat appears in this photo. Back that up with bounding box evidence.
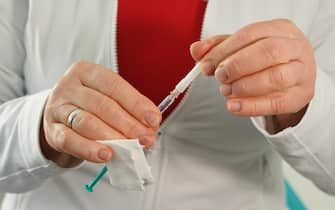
[0,0,335,209]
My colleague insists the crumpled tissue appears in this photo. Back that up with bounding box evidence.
[99,139,153,191]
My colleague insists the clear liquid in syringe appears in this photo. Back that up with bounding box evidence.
[158,95,175,113]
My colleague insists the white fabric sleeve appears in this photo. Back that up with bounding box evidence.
[251,0,335,195]
[0,0,65,193]
[0,90,66,193]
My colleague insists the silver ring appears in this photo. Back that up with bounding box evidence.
[66,109,81,129]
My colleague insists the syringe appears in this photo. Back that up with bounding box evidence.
[158,63,201,113]
[85,63,202,192]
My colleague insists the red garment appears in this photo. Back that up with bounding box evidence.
[117,0,207,120]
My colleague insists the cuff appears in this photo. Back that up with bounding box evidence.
[250,67,329,144]
[250,68,335,192]
[18,90,65,177]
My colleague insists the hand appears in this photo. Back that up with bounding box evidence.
[40,61,162,167]
[190,19,316,132]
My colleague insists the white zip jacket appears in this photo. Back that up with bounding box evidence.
[1,0,335,209]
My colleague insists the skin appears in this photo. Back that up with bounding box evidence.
[41,19,316,166]
[190,19,316,133]
[40,61,162,167]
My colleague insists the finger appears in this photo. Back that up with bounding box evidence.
[190,35,230,61]
[71,61,162,128]
[53,104,126,140]
[225,87,312,116]
[220,61,303,97]
[70,86,157,147]
[215,37,303,83]
[50,123,113,163]
[200,19,300,74]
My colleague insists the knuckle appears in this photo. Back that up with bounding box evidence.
[53,74,81,98]
[48,105,61,121]
[52,84,64,97]
[97,100,124,128]
[275,18,293,26]
[208,35,225,44]
[236,29,254,44]
[96,98,113,115]
[124,120,138,137]
[86,149,95,161]
[214,45,225,59]
[69,61,97,79]
[225,58,242,79]
[262,40,282,62]
[84,65,101,83]
[54,127,70,151]
[272,19,300,39]
[72,112,94,130]
[129,97,142,115]
[54,79,69,93]
[201,58,216,74]
[110,76,121,91]
[234,81,249,96]
[52,83,77,103]
[269,96,286,114]
[53,81,71,96]
[108,75,122,93]
[71,61,91,71]
[250,102,258,116]
[269,67,289,88]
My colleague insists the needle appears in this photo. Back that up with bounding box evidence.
[84,63,201,192]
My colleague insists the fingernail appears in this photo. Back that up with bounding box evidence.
[228,101,241,112]
[98,149,112,161]
[215,65,228,82]
[144,112,161,128]
[140,135,156,147]
[190,40,202,50]
[201,61,216,75]
[220,84,232,96]
[190,41,207,61]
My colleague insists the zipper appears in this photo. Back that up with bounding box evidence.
[150,2,211,210]
[110,0,119,73]
[110,1,149,209]
[109,1,211,209]
[109,0,210,134]
[157,1,210,133]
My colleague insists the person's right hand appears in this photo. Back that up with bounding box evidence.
[40,61,162,167]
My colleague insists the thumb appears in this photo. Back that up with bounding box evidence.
[190,35,230,61]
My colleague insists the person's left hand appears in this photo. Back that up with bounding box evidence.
[190,19,316,132]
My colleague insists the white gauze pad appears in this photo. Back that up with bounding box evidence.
[99,139,153,191]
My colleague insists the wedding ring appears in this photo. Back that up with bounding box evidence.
[66,108,82,129]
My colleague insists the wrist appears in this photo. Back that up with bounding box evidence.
[265,105,308,134]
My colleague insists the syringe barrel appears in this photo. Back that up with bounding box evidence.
[175,63,201,93]
[158,95,175,113]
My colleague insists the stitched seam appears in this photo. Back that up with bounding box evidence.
[0,164,49,181]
